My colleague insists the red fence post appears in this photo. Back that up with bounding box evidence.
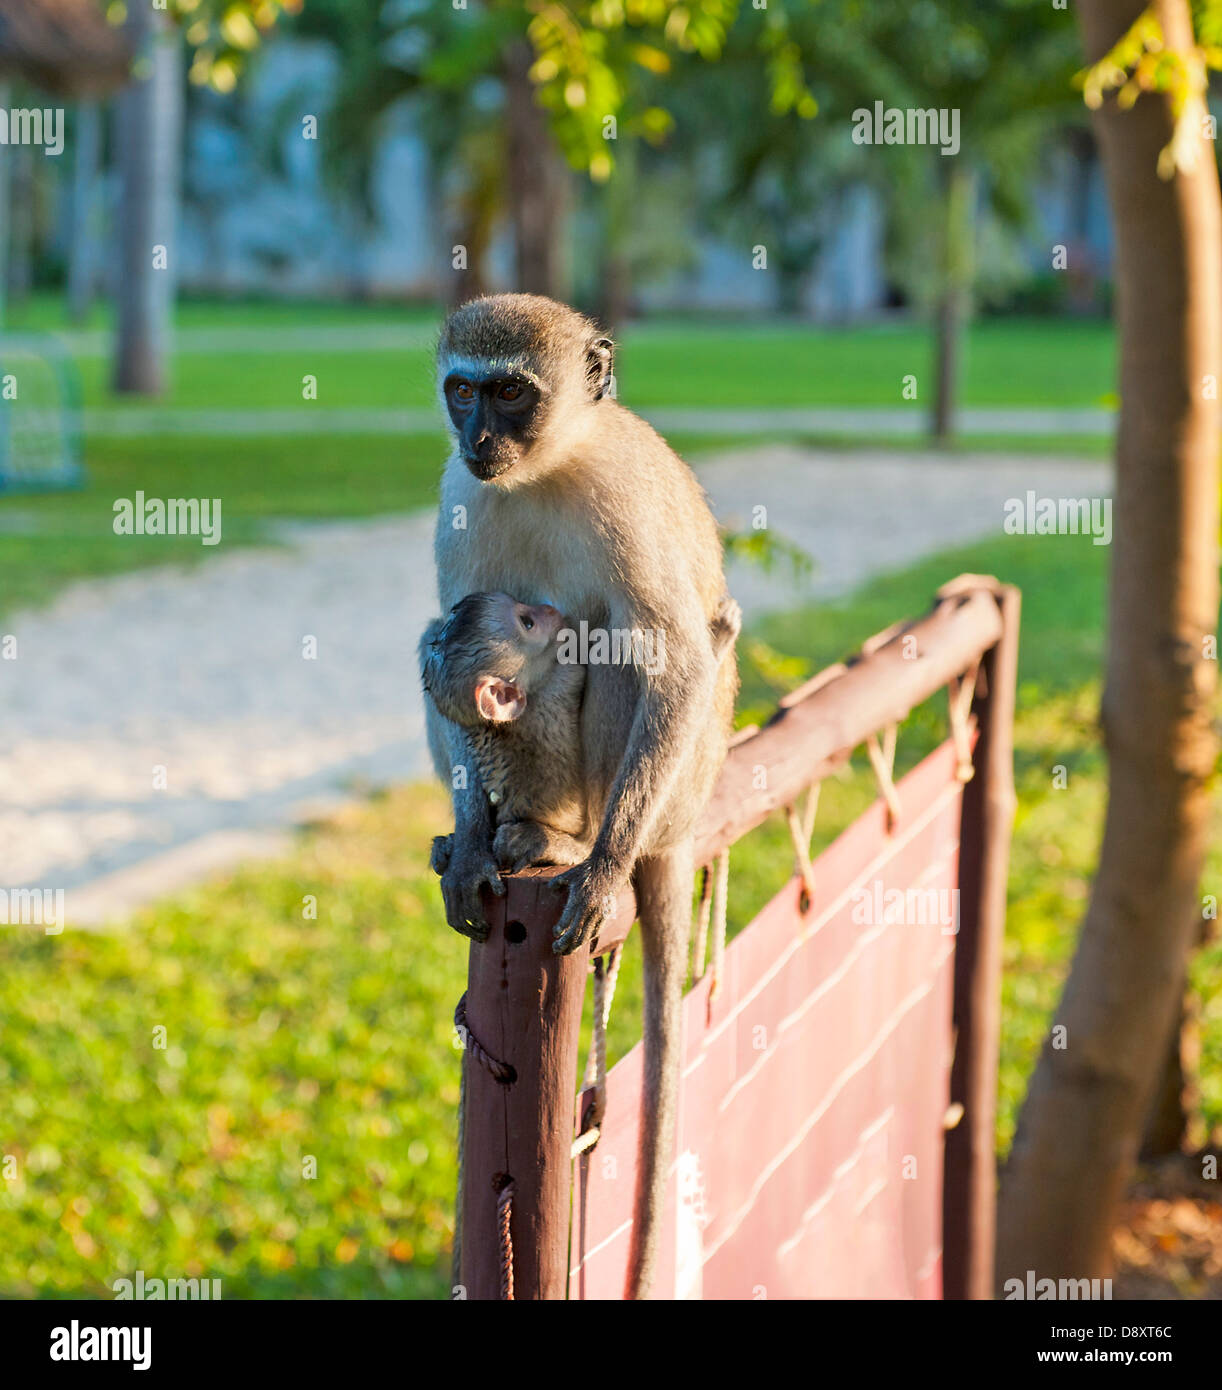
[458,872,587,1300]
[942,578,1021,1299]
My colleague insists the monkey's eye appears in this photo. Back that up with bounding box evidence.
[498,382,523,402]
[452,381,474,403]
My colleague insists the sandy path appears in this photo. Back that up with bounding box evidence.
[0,445,1109,919]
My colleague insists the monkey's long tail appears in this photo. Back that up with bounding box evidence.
[625,846,692,1301]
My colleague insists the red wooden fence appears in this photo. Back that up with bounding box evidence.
[456,575,1019,1301]
[570,738,967,1299]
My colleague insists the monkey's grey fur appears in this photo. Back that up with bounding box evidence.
[425,293,739,1300]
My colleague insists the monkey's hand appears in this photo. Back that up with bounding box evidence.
[551,858,622,955]
[430,834,454,876]
[439,837,505,942]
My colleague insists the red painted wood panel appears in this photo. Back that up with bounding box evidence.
[569,738,964,1300]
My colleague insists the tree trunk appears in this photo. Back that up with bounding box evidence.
[503,40,567,298]
[997,0,1220,1286]
[0,81,11,328]
[930,163,975,442]
[68,101,101,325]
[599,245,631,334]
[596,138,636,331]
[445,138,498,307]
[113,10,182,395]
[774,256,811,318]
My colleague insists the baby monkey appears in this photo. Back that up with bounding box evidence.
[422,591,590,875]
[423,590,742,879]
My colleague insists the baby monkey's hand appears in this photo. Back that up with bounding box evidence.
[493,820,589,872]
[430,834,454,876]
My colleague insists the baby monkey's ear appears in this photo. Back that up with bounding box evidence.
[475,675,527,722]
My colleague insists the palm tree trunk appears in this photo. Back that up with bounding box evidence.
[0,81,10,329]
[597,138,637,331]
[8,142,35,312]
[503,40,567,298]
[997,0,1220,1284]
[930,163,975,442]
[68,101,101,326]
[113,9,182,394]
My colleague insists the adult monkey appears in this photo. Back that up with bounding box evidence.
[425,294,737,1300]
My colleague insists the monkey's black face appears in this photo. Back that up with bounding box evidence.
[444,372,543,481]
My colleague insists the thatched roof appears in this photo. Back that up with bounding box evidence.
[0,0,132,97]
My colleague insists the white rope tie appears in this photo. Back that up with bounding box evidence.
[785,782,821,913]
[801,781,820,844]
[694,850,731,999]
[865,722,902,831]
[948,659,980,783]
[572,948,621,1158]
[692,864,713,982]
[709,849,730,1001]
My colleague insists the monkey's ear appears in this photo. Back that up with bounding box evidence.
[475,675,527,722]
[586,337,614,400]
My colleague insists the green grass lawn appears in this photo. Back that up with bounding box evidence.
[57,316,1114,413]
[7,295,1115,412]
[0,786,458,1301]
[620,317,1116,410]
[2,529,1217,1299]
[0,434,446,619]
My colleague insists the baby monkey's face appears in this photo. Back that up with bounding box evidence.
[474,594,564,722]
[423,591,566,728]
[489,593,565,653]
